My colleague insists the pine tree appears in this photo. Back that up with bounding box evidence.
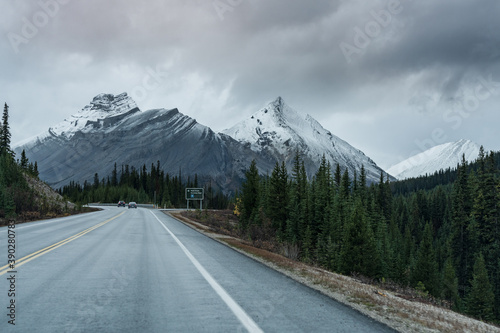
[340,169,350,200]
[286,152,308,243]
[339,197,380,277]
[374,217,389,279]
[20,149,29,169]
[0,115,2,153]
[412,222,439,296]
[334,163,342,193]
[312,155,331,238]
[111,162,118,187]
[451,156,473,294]
[33,161,39,177]
[356,165,367,203]
[465,253,495,321]
[476,153,500,287]
[268,161,289,237]
[302,225,313,263]
[1,103,14,158]
[93,173,100,189]
[442,258,460,310]
[240,160,260,230]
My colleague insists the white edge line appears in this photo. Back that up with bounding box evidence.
[149,211,264,333]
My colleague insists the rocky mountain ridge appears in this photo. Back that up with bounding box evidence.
[15,93,390,192]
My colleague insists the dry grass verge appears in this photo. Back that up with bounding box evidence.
[167,210,500,333]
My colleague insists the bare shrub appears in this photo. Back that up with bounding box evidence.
[280,242,300,260]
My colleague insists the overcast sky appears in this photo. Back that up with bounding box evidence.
[2,0,499,169]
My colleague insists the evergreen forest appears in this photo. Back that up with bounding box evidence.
[0,103,40,221]
[236,150,500,323]
[60,162,230,210]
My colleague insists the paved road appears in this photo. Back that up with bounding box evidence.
[0,207,396,332]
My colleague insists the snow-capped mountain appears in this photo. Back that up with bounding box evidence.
[223,97,388,183]
[16,93,140,148]
[387,139,481,180]
[51,92,140,138]
[15,93,388,191]
[14,93,273,191]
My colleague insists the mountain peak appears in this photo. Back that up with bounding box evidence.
[49,92,140,139]
[269,96,285,112]
[387,139,481,179]
[222,98,387,183]
[84,92,139,114]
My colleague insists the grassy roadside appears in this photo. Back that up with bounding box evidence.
[167,209,500,333]
[0,206,101,227]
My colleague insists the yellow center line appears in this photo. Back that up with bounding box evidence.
[0,211,126,275]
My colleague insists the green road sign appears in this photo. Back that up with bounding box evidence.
[185,188,204,200]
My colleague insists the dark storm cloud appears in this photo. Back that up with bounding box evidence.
[352,0,500,89]
[1,0,499,168]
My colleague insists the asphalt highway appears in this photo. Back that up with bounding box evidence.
[0,207,397,332]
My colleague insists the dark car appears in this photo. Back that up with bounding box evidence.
[118,201,126,207]
[128,202,137,209]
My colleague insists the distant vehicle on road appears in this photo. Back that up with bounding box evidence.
[128,202,137,209]
[118,201,126,207]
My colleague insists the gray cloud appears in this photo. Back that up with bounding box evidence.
[1,0,499,169]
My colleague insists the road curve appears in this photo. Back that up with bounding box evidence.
[0,207,397,332]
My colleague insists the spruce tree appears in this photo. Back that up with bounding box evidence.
[451,155,473,294]
[0,116,2,153]
[20,149,28,169]
[465,253,495,321]
[312,155,331,238]
[442,258,460,310]
[240,160,260,229]
[111,162,118,187]
[268,161,289,236]
[286,152,308,243]
[93,172,100,189]
[340,169,350,200]
[1,103,13,158]
[411,222,439,296]
[33,161,39,177]
[340,197,380,277]
[334,163,341,192]
[356,165,367,204]
[476,153,500,286]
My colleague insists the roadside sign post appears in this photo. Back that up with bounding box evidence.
[185,188,204,210]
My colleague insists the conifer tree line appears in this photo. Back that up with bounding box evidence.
[60,162,230,209]
[0,103,39,220]
[237,149,500,322]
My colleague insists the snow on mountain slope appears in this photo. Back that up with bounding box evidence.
[50,92,140,138]
[223,97,388,182]
[15,93,390,190]
[387,139,481,180]
[13,93,271,191]
[14,93,139,148]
